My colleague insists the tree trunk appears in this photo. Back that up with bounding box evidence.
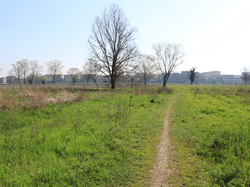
[53,75,55,84]
[111,75,115,89]
[144,73,146,85]
[163,73,171,87]
[87,76,90,85]
[163,77,166,87]
[111,81,115,89]
[93,79,99,90]
[24,72,26,84]
[31,76,34,84]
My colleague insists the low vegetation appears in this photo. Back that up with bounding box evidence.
[0,86,174,186]
[170,85,250,186]
[2,84,250,186]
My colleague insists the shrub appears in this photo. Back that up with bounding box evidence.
[41,76,48,84]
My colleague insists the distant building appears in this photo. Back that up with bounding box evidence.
[0,77,6,83]
[181,71,189,76]
[201,71,221,78]
[44,74,53,80]
[63,74,70,80]
[234,75,243,84]
[220,75,234,84]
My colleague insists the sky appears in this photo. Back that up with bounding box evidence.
[0,0,250,77]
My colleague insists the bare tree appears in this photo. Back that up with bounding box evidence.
[82,59,94,85]
[21,59,29,84]
[29,60,44,84]
[88,4,138,89]
[188,67,197,85]
[125,64,139,88]
[10,61,24,85]
[83,59,101,89]
[82,67,91,85]
[7,70,16,84]
[152,42,184,87]
[0,69,2,75]
[68,68,81,84]
[46,59,64,84]
[241,66,250,85]
[137,54,156,85]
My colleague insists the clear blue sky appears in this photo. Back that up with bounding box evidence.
[0,0,249,77]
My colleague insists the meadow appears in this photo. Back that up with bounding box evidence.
[0,85,174,186]
[1,84,250,186]
[170,85,250,186]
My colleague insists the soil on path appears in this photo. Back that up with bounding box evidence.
[148,97,182,187]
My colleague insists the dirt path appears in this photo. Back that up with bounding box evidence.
[148,96,182,187]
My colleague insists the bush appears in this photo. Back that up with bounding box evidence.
[41,76,48,84]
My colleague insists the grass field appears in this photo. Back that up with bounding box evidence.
[170,85,250,186]
[1,84,250,186]
[0,86,174,186]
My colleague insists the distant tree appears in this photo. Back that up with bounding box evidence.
[9,61,24,85]
[41,76,48,84]
[241,66,250,85]
[0,69,2,75]
[88,4,138,89]
[125,64,139,88]
[137,54,156,85]
[211,78,218,84]
[82,59,93,85]
[188,67,197,85]
[21,59,29,84]
[68,68,81,84]
[82,72,90,85]
[152,42,184,87]
[28,76,33,84]
[29,60,44,84]
[46,59,64,84]
[82,59,101,89]
[7,70,16,84]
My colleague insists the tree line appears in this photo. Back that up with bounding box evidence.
[4,4,186,88]
[8,59,64,85]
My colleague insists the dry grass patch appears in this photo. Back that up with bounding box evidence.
[0,87,88,111]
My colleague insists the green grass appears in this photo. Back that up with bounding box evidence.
[170,85,250,186]
[0,86,174,186]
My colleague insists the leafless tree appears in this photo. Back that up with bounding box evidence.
[82,59,94,85]
[9,61,24,85]
[46,59,64,84]
[88,4,138,89]
[7,70,16,84]
[21,59,29,84]
[82,69,90,85]
[125,64,139,88]
[241,66,250,85]
[29,60,44,84]
[83,59,101,89]
[0,69,2,75]
[68,68,81,84]
[152,42,184,87]
[137,54,156,85]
